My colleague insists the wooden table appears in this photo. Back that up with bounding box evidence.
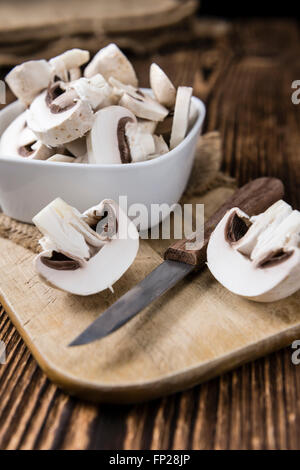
[1,19,300,450]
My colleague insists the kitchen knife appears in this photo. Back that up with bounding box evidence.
[69,177,284,346]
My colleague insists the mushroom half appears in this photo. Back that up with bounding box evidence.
[207,200,300,302]
[0,111,55,160]
[26,83,94,146]
[33,198,139,296]
[87,105,155,164]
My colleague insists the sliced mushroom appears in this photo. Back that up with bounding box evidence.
[234,200,292,257]
[150,63,176,108]
[33,198,139,295]
[69,67,82,81]
[47,154,77,163]
[0,111,55,160]
[169,86,193,149]
[125,122,155,162]
[207,201,300,302]
[84,43,138,87]
[70,74,114,110]
[49,49,90,82]
[137,119,157,134]
[87,105,137,164]
[26,88,94,146]
[64,137,87,159]
[147,135,169,160]
[119,91,168,122]
[5,60,52,106]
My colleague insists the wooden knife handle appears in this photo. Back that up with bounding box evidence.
[164,177,284,266]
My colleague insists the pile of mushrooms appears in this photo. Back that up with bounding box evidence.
[207,200,300,302]
[33,197,139,295]
[0,44,196,164]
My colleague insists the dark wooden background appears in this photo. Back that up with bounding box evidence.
[1,19,300,450]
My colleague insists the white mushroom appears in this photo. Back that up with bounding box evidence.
[108,76,140,100]
[5,60,52,106]
[0,111,55,160]
[26,84,94,146]
[47,154,77,163]
[87,105,156,164]
[137,119,157,134]
[125,122,155,162]
[87,105,135,164]
[234,200,293,257]
[150,63,176,108]
[49,49,90,82]
[69,67,82,81]
[33,198,139,296]
[207,201,300,302]
[84,43,138,87]
[64,137,87,160]
[147,135,169,160]
[119,91,168,122]
[170,86,193,149]
[70,74,113,110]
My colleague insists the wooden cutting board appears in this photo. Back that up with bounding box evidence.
[0,186,300,404]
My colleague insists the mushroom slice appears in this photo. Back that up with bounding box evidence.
[70,74,113,110]
[125,122,155,162]
[170,86,193,149]
[137,119,157,135]
[108,76,140,98]
[69,67,82,81]
[47,154,77,163]
[234,200,292,257]
[0,111,54,160]
[207,201,300,302]
[119,91,168,122]
[147,135,169,160]
[49,49,90,82]
[64,137,87,159]
[87,105,137,164]
[150,63,176,108]
[26,89,94,146]
[84,43,138,87]
[33,198,139,296]
[5,60,52,106]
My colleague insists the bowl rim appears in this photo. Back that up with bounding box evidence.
[0,91,206,171]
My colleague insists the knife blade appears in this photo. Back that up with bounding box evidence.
[69,260,194,346]
[69,177,284,346]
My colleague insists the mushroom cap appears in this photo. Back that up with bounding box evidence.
[26,90,94,146]
[207,207,300,302]
[150,63,176,108]
[87,105,137,164]
[84,43,138,87]
[34,200,139,296]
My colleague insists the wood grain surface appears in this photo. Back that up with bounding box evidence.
[1,19,300,449]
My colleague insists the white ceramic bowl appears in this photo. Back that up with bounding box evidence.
[0,92,205,230]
